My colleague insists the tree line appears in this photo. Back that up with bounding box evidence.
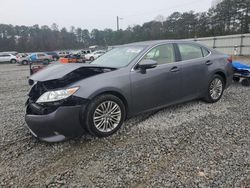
[0,0,249,52]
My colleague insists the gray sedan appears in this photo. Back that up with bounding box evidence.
[25,40,234,142]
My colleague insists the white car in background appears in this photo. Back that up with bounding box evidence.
[0,53,18,63]
[57,51,70,57]
[85,50,106,61]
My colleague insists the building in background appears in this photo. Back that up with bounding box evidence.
[212,0,223,8]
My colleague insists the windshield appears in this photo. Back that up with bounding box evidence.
[91,46,144,68]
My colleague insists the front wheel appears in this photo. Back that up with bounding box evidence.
[204,74,225,103]
[84,94,126,137]
[90,56,94,61]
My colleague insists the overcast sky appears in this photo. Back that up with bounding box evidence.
[0,0,213,30]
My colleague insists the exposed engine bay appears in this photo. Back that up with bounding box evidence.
[27,66,116,115]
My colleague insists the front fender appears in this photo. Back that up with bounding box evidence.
[87,87,126,100]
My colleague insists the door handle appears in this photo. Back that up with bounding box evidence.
[205,60,213,65]
[170,66,180,72]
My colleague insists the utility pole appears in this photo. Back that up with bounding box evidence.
[117,16,120,31]
[116,16,123,31]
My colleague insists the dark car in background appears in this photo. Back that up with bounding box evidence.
[25,40,234,142]
[45,52,60,61]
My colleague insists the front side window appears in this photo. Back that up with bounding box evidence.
[178,44,203,61]
[141,44,175,65]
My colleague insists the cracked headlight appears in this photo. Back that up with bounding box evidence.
[36,87,79,103]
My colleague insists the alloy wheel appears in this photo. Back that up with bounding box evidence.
[209,78,223,100]
[93,101,122,133]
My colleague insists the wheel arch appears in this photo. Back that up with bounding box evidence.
[214,70,227,85]
[90,90,129,119]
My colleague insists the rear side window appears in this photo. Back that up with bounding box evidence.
[178,44,203,61]
[202,47,210,57]
[37,54,45,57]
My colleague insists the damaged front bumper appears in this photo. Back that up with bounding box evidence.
[25,97,88,142]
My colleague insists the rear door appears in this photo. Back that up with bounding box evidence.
[130,43,182,114]
[37,53,45,62]
[0,54,11,62]
[0,54,5,62]
[176,43,210,100]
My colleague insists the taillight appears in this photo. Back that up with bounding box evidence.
[227,56,232,63]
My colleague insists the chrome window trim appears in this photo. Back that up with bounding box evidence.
[201,47,212,58]
[176,50,212,64]
[131,43,212,72]
[176,43,212,63]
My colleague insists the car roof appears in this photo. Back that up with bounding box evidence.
[120,40,203,47]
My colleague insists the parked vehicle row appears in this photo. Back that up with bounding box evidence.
[0,49,106,65]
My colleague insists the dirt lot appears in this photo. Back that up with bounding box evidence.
[0,58,249,187]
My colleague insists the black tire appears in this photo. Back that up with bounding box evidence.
[10,59,17,64]
[22,60,28,65]
[242,78,250,86]
[90,56,94,61]
[43,59,49,65]
[84,94,126,137]
[233,76,240,82]
[203,74,225,103]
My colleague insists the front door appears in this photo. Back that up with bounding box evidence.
[130,44,182,114]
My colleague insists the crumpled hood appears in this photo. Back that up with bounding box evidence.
[30,63,108,82]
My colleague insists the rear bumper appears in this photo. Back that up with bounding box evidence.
[25,105,86,142]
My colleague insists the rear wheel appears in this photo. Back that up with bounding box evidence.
[43,59,49,65]
[242,78,250,86]
[10,59,16,64]
[84,94,125,137]
[90,56,94,61]
[233,76,240,82]
[204,74,225,103]
[22,60,28,65]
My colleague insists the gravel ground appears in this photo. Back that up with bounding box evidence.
[0,58,249,188]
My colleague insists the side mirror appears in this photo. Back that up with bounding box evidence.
[137,59,157,73]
